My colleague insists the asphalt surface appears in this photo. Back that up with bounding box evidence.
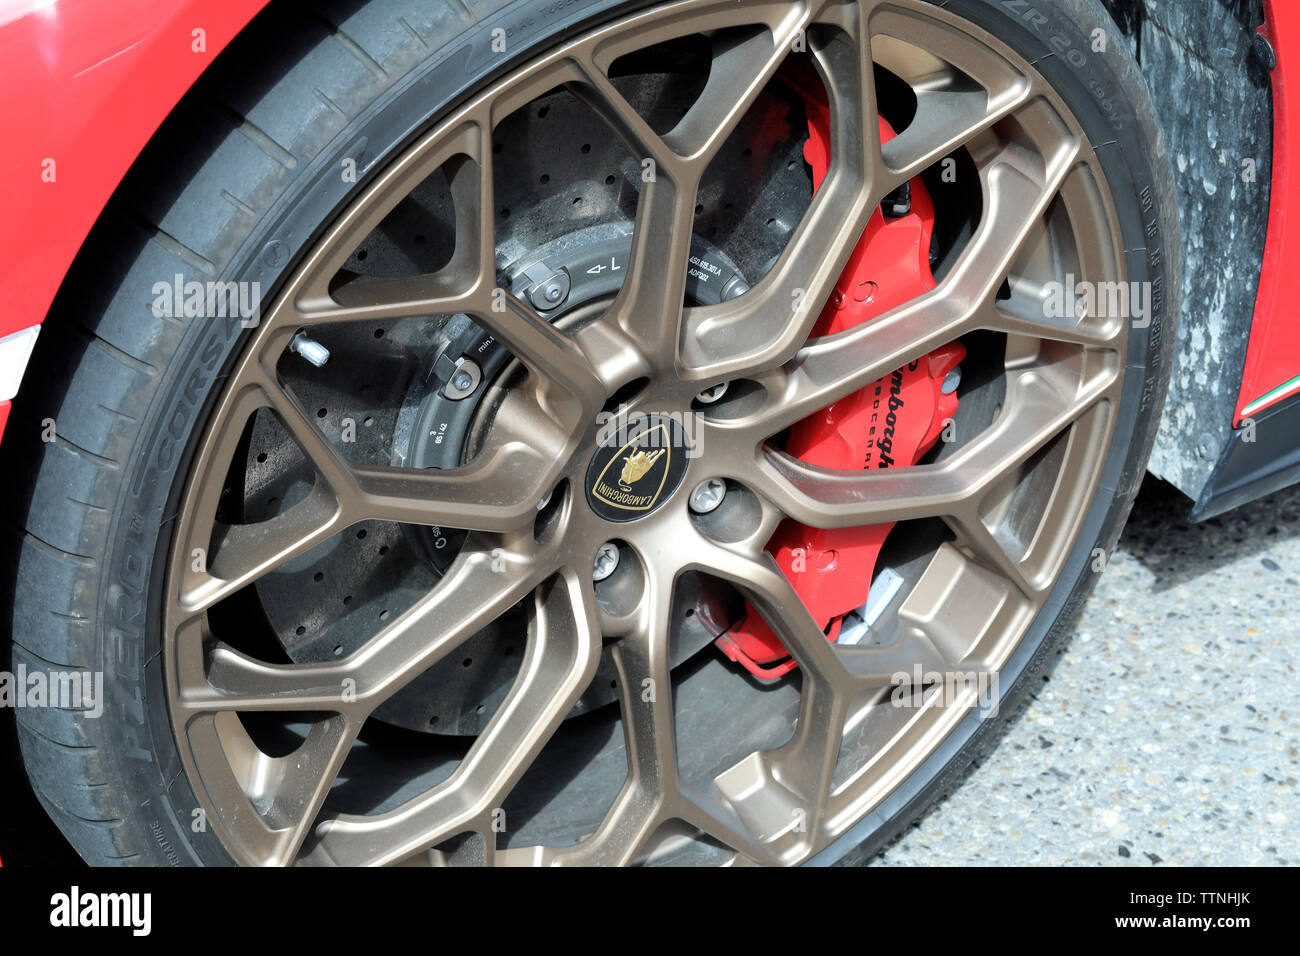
[881,476,1300,866]
[2,476,1296,867]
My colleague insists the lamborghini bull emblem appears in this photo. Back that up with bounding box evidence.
[619,449,666,490]
[585,417,691,522]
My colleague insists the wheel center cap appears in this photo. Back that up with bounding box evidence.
[585,413,691,522]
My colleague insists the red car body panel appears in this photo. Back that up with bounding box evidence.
[0,0,270,436]
[1237,0,1300,424]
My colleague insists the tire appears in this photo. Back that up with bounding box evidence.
[2,0,1178,866]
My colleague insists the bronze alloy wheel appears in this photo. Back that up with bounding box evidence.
[11,0,1179,866]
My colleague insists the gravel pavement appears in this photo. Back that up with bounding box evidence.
[879,477,1300,866]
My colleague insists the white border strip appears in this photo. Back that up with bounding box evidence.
[0,324,41,402]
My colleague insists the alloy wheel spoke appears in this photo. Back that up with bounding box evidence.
[691,537,850,687]
[871,0,1035,191]
[184,712,359,867]
[176,543,556,719]
[346,408,565,531]
[679,2,887,379]
[728,125,1083,443]
[747,360,1118,593]
[566,3,814,374]
[685,535,852,843]
[553,566,680,865]
[289,119,493,326]
[173,374,559,616]
[979,283,1126,348]
[307,568,602,866]
[286,116,608,418]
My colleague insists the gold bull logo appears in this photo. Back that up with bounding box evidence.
[589,423,677,514]
[618,449,666,490]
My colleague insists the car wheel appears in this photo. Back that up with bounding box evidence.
[5,0,1178,865]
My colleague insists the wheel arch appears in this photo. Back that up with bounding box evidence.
[1097,0,1294,518]
[0,0,271,439]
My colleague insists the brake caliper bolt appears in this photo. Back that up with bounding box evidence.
[525,265,572,312]
[443,358,482,401]
[941,366,962,395]
[593,542,620,582]
[882,181,912,218]
[290,331,331,368]
[689,478,727,514]
[696,382,729,405]
[722,276,751,301]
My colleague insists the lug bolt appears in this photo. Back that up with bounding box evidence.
[689,478,727,514]
[593,542,620,582]
[290,331,331,368]
[696,382,729,405]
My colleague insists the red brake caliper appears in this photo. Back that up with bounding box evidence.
[714,74,966,679]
